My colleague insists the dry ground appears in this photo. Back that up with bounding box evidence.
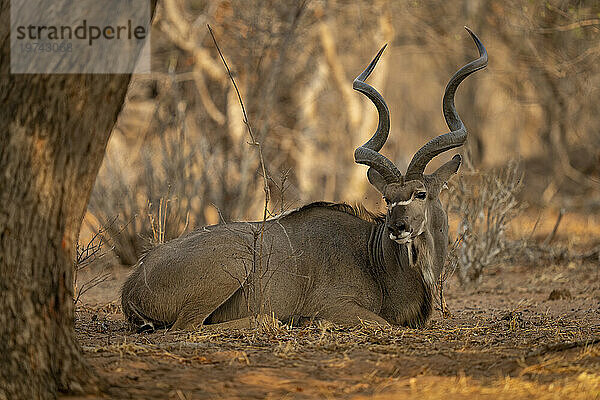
[66,209,600,399]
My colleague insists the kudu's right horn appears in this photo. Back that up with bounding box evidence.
[405,27,488,181]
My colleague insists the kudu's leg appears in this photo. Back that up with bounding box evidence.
[202,314,283,331]
[170,312,207,331]
[318,303,389,327]
[171,315,282,331]
[200,316,257,330]
[169,316,253,331]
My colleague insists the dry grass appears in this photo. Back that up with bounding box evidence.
[361,373,600,400]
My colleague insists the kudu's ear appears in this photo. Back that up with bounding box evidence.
[428,154,462,195]
[367,168,388,193]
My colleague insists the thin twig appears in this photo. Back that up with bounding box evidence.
[526,336,600,358]
[543,208,565,246]
[208,24,271,316]
[207,24,270,205]
[77,216,118,269]
[75,272,111,304]
[536,18,600,33]
[527,211,542,241]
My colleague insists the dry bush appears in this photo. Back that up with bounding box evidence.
[74,223,114,304]
[448,161,524,284]
[88,125,203,265]
[435,234,463,317]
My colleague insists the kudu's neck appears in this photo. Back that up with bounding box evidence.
[368,223,434,328]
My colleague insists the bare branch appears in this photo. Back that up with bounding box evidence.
[536,18,600,33]
[543,208,565,246]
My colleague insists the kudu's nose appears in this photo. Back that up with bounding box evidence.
[396,222,408,233]
[388,221,411,236]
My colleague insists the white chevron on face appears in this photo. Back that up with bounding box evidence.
[390,198,412,208]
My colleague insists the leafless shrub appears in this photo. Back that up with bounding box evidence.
[74,222,114,304]
[435,234,464,318]
[76,220,112,270]
[88,153,190,265]
[88,60,212,264]
[147,196,187,246]
[87,154,142,265]
[448,161,524,284]
[511,239,600,267]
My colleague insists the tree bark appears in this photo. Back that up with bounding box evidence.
[0,1,153,398]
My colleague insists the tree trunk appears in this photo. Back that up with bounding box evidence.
[0,1,153,398]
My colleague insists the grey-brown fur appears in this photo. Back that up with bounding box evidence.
[122,201,436,330]
[121,28,487,331]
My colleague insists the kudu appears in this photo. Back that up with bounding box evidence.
[121,28,487,331]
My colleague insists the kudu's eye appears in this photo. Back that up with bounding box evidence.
[415,191,427,200]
